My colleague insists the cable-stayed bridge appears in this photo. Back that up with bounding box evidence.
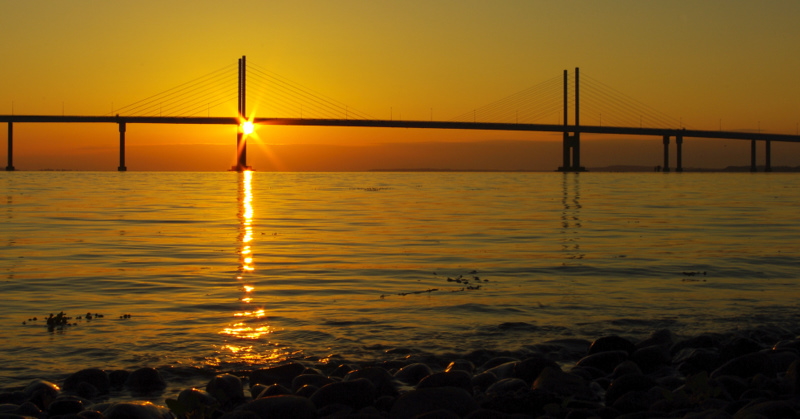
[2,56,798,172]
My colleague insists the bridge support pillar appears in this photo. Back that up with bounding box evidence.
[765,140,771,172]
[118,121,127,172]
[662,135,670,172]
[750,140,757,172]
[675,134,683,172]
[5,122,14,171]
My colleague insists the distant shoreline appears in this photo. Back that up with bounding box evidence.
[7,166,800,172]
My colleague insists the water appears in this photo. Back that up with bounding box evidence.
[2,171,799,396]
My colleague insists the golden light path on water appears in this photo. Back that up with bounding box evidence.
[218,170,285,363]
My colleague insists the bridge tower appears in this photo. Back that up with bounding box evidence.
[558,67,585,172]
[233,55,252,172]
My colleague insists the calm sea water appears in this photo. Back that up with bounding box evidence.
[1,171,799,395]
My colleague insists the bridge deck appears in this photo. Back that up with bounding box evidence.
[1,115,798,142]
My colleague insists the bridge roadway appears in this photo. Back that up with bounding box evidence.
[3,114,799,142]
[3,115,800,171]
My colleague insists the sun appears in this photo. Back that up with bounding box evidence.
[242,120,255,135]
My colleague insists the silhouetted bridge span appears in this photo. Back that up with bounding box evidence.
[3,58,799,172]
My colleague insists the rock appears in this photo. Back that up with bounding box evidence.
[787,359,800,394]
[256,384,291,398]
[605,374,656,406]
[63,368,110,395]
[671,334,722,355]
[710,352,775,379]
[574,350,629,374]
[329,364,355,378]
[23,380,60,410]
[414,409,461,419]
[291,374,335,391]
[101,401,173,419]
[533,367,596,400]
[206,373,245,407]
[417,370,472,393]
[165,389,217,419]
[733,400,797,419]
[393,363,433,386]
[485,378,528,395]
[633,344,671,374]
[235,395,317,419]
[108,370,130,390]
[22,380,60,399]
[78,410,107,419]
[511,356,560,384]
[611,360,642,379]
[250,363,306,388]
[471,372,497,393]
[445,359,475,374]
[588,335,636,356]
[48,397,85,416]
[22,401,45,417]
[219,411,261,419]
[464,408,523,419]
[675,347,721,377]
[124,367,166,393]
[389,387,478,419]
[309,378,376,410]
[636,329,674,349]
[344,367,398,397]
[480,357,519,372]
[719,337,762,363]
[483,361,517,380]
[294,384,318,398]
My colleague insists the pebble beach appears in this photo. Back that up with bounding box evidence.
[3,327,800,419]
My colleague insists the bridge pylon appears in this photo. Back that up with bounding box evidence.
[232,55,252,172]
[558,67,585,172]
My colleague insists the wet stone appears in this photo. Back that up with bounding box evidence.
[100,401,172,419]
[675,347,722,377]
[611,360,642,379]
[633,344,671,374]
[710,352,774,379]
[108,370,130,390]
[444,359,475,374]
[22,380,59,399]
[511,356,561,385]
[344,366,398,397]
[533,367,596,401]
[206,373,245,407]
[574,350,629,374]
[309,378,376,410]
[393,363,433,386]
[124,367,166,394]
[480,357,519,372]
[416,370,473,393]
[485,378,529,395]
[389,387,478,419]
[256,384,291,399]
[605,374,657,406]
[48,397,84,416]
[291,374,335,391]
[63,368,110,396]
[636,329,674,349]
[235,395,317,419]
[249,363,306,388]
[294,384,318,398]
[588,335,636,356]
[470,371,498,393]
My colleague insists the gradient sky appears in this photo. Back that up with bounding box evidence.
[2,0,799,171]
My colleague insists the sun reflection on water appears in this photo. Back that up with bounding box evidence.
[218,171,285,362]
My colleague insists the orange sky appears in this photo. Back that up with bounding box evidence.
[2,1,799,171]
